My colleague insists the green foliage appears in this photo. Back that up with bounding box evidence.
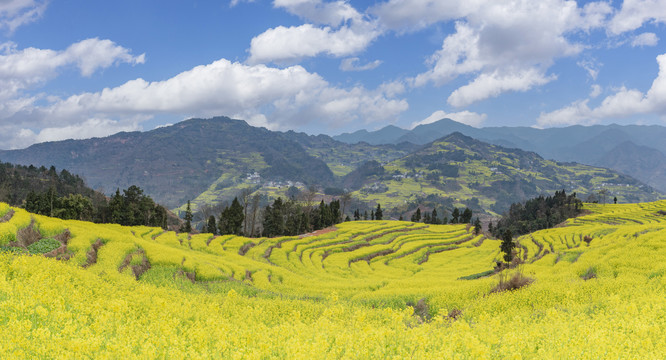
[219,198,244,235]
[110,186,168,229]
[492,190,582,237]
[27,238,61,254]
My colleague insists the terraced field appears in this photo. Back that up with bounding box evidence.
[2,200,666,358]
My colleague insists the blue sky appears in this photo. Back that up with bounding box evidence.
[0,0,665,149]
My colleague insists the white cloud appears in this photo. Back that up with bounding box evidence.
[590,84,602,98]
[577,58,602,80]
[0,38,144,101]
[537,53,666,127]
[370,0,476,32]
[631,32,659,47]
[247,22,379,64]
[16,118,143,146]
[247,0,381,64]
[608,0,666,35]
[406,0,611,106]
[273,0,360,27]
[411,110,487,128]
[339,57,381,71]
[447,68,555,107]
[2,58,408,148]
[0,0,48,32]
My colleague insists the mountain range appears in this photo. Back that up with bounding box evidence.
[0,116,661,218]
[334,118,666,193]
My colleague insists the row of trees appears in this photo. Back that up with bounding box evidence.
[409,207,474,225]
[199,197,344,237]
[352,204,383,221]
[25,185,168,228]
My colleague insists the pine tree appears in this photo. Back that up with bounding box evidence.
[474,217,481,235]
[206,215,217,235]
[181,200,193,233]
[371,210,375,220]
[450,208,460,224]
[411,208,421,222]
[431,208,439,224]
[375,204,383,220]
[461,207,473,223]
[501,229,515,263]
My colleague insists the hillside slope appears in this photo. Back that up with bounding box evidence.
[2,200,666,357]
[346,133,662,215]
[334,119,666,192]
[0,117,335,209]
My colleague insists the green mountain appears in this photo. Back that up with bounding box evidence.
[0,117,336,209]
[0,117,661,220]
[345,132,662,216]
[332,119,666,193]
[332,125,409,145]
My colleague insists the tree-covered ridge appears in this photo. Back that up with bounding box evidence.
[347,132,661,218]
[0,162,98,206]
[491,190,583,238]
[0,117,336,208]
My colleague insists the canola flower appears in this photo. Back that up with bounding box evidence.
[0,202,666,358]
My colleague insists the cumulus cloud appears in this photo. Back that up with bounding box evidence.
[0,0,48,32]
[247,22,379,64]
[339,57,381,71]
[411,110,487,128]
[0,38,144,102]
[537,53,666,127]
[608,0,666,35]
[447,68,555,107]
[247,0,380,64]
[631,32,659,47]
[2,58,408,148]
[404,0,612,106]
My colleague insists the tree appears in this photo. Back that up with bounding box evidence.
[371,210,375,220]
[450,208,460,224]
[180,200,193,233]
[614,196,617,204]
[411,208,421,222]
[340,191,352,222]
[461,207,473,223]
[598,189,609,205]
[431,208,439,224]
[474,217,482,235]
[240,188,253,236]
[375,203,383,220]
[500,229,515,263]
[219,197,244,235]
[206,215,217,235]
[249,194,261,237]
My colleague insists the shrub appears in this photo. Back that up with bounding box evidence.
[491,270,534,293]
[583,235,593,246]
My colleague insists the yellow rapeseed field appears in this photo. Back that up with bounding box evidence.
[1,201,666,358]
